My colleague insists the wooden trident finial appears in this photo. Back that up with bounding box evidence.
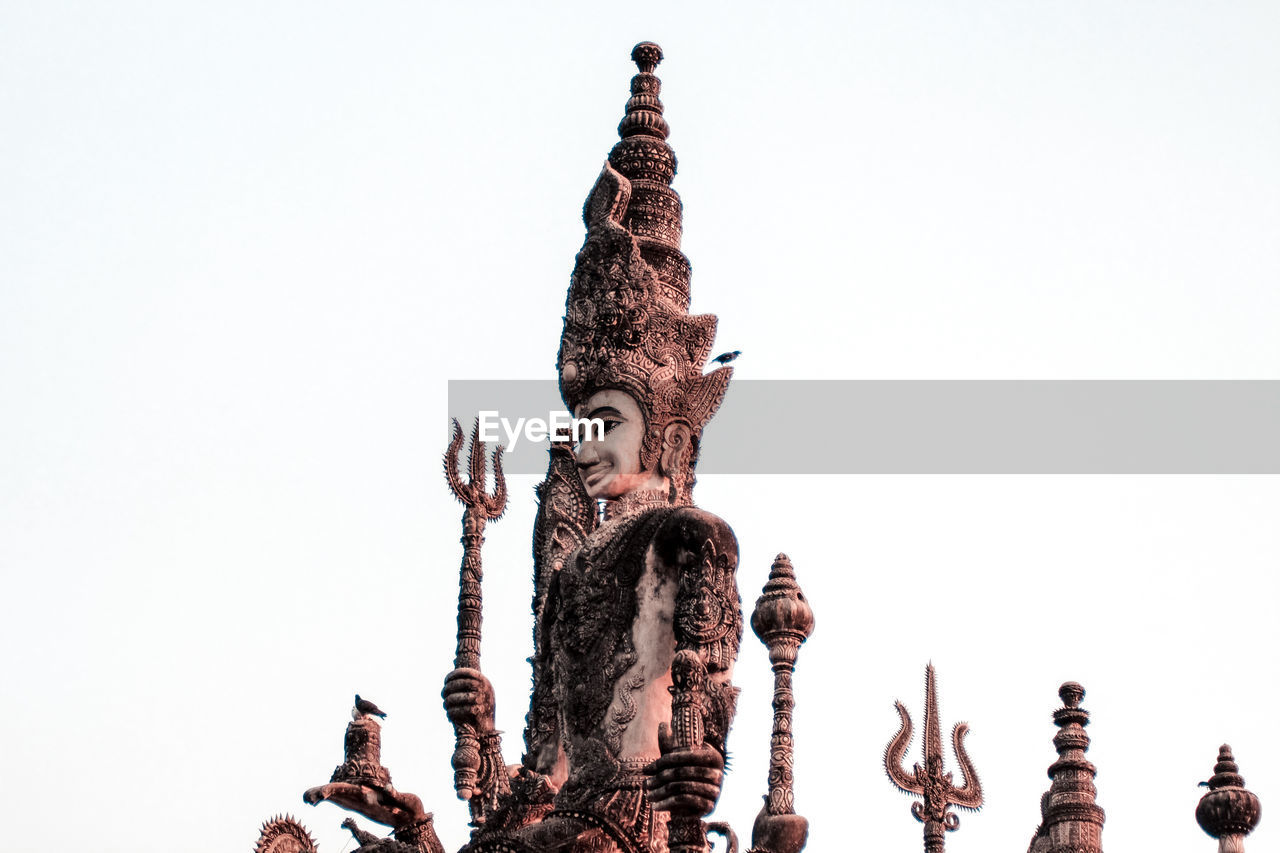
[444,418,508,523]
[885,664,983,853]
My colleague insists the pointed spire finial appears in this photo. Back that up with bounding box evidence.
[1026,681,1105,853]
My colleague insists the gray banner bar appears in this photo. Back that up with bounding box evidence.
[446,380,1280,474]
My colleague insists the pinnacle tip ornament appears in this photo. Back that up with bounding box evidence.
[631,41,663,73]
[751,553,814,646]
[1196,744,1261,847]
[1059,681,1085,708]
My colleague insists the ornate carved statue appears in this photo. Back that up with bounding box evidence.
[289,40,818,853]
[441,42,744,853]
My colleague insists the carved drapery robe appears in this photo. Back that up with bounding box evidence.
[467,503,741,853]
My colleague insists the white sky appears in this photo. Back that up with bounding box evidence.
[2,3,1277,853]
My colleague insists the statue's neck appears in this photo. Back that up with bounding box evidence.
[602,487,683,521]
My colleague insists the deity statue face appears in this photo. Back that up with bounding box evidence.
[573,389,666,500]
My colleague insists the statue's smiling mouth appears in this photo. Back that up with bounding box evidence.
[578,462,609,487]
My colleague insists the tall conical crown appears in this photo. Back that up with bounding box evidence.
[605,41,690,307]
[558,43,731,472]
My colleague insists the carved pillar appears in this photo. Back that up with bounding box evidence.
[748,554,814,853]
[750,554,814,817]
[1196,744,1261,853]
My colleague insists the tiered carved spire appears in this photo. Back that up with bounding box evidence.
[1026,682,1105,853]
[1196,744,1262,853]
[607,41,690,307]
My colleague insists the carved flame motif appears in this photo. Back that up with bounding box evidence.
[253,815,318,853]
[885,665,983,852]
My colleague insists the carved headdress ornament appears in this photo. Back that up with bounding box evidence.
[558,42,732,469]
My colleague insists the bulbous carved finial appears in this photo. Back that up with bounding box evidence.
[1196,744,1262,843]
[1059,682,1085,709]
[631,41,663,73]
[751,554,815,645]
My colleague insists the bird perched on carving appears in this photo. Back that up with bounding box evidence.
[711,350,741,366]
[353,694,388,720]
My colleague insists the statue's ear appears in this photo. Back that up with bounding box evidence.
[659,421,693,479]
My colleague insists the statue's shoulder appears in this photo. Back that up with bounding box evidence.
[652,505,739,569]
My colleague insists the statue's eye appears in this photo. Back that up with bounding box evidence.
[602,418,622,434]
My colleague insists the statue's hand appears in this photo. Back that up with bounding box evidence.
[442,667,496,733]
[644,741,724,818]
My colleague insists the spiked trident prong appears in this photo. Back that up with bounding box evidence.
[443,418,508,816]
[884,664,983,853]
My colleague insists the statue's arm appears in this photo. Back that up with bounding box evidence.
[648,508,743,817]
[659,507,743,740]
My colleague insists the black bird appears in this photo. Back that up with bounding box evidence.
[353,694,388,720]
[711,350,741,366]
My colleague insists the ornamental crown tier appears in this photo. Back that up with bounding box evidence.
[557,42,732,468]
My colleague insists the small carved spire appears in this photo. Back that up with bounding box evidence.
[606,41,690,305]
[1196,744,1262,853]
[1027,682,1105,853]
[618,42,669,142]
